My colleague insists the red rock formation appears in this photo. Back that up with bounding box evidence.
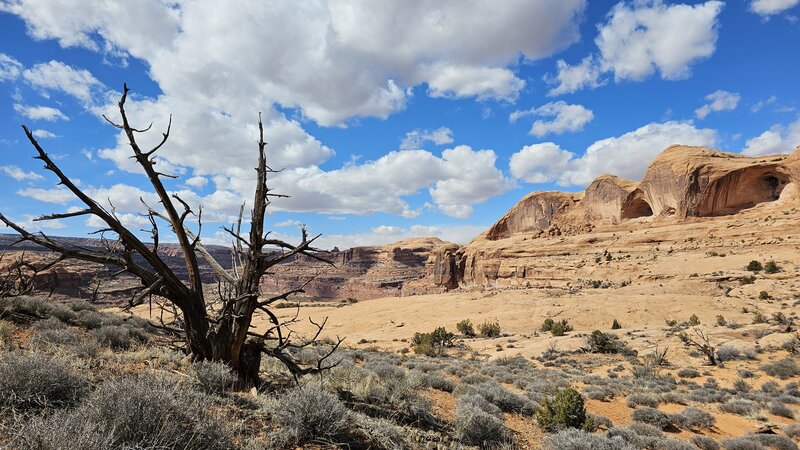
[261,237,453,300]
[423,145,800,290]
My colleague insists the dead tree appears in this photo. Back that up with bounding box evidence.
[0,84,341,387]
[678,329,717,366]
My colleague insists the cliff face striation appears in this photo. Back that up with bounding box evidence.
[261,237,454,300]
[424,145,800,290]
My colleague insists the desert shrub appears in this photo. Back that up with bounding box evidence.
[352,414,408,450]
[763,261,781,274]
[413,372,455,392]
[66,299,97,312]
[762,359,800,380]
[15,375,233,450]
[720,399,759,416]
[717,315,727,326]
[455,381,535,414]
[722,435,798,450]
[329,364,433,425]
[453,402,507,446]
[753,311,769,324]
[677,368,701,378]
[0,295,52,320]
[783,424,800,439]
[0,352,88,409]
[478,321,501,338]
[611,318,622,330]
[189,360,236,395]
[734,379,752,393]
[30,325,82,347]
[272,383,349,445]
[585,386,614,402]
[740,275,756,285]
[759,291,771,300]
[689,314,701,326]
[535,387,591,432]
[716,344,743,362]
[626,393,659,408]
[768,401,794,419]
[661,392,687,405]
[542,428,635,450]
[747,260,763,272]
[457,393,501,415]
[631,406,673,430]
[0,319,15,345]
[91,325,148,350]
[456,319,475,337]
[412,327,453,356]
[761,380,780,393]
[631,364,658,380]
[691,435,721,450]
[606,423,665,449]
[74,309,121,329]
[671,406,714,430]
[586,330,624,354]
[541,317,573,336]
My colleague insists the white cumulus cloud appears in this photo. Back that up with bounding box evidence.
[749,0,800,17]
[547,0,723,95]
[13,104,69,121]
[510,101,594,137]
[23,60,104,106]
[695,90,741,119]
[742,116,800,156]
[400,127,454,150]
[510,121,717,186]
[1,165,44,181]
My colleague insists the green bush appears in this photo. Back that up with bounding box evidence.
[746,260,763,272]
[763,260,780,274]
[611,319,622,330]
[456,319,475,337]
[542,318,572,337]
[541,318,555,332]
[411,327,454,355]
[688,314,700,326]
[535,387,591,432]
[478,321,501,338]
[586,330,624,354]
[739,275,756,285]
[758,290,771,300]
[715,315,726,326]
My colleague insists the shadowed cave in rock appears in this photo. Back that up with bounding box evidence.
[621,190,654,220]
[698,167,790,217]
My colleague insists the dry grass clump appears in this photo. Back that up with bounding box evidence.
[0,352,88,410]
[189,360,236,395]
[14,375,234,450]
[268,383,349,446]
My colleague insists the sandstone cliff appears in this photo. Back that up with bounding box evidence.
[424,145,800,290]
[261,237,453,300]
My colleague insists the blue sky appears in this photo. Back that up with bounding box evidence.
[1,0,799,249]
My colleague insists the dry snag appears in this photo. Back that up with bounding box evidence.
[0,84,342,387]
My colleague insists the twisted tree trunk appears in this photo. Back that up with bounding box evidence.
[0,84,342,389]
